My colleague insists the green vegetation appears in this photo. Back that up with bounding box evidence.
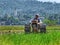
[0,30,60,45]
[0,25,60,30]
[0,0,60,25]
[0,26,60,45]
[43,19,57,25]
[47,25,60,30]
[0,25,24,30]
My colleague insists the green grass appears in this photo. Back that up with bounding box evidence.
[0,25,60,45]
[0,25,24,30]
[0,30,60,45]
[47,25,60,30]
[0,25,60,30]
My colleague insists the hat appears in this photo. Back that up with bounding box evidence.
[35,14,39,17]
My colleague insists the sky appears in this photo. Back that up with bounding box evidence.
[38,0,60,3]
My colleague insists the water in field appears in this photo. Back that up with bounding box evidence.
[0,30,60,45]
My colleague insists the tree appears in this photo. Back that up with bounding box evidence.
[44,19,57,26]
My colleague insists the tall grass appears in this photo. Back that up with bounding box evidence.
[47,25,60,30]
[0,30,60,45]
[0,25,60,30]
[0,25,24,30]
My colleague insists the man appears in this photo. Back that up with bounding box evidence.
[30,14,43,32]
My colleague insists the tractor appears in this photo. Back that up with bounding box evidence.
[24,20,46,33]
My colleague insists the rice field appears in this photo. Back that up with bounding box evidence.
[0,30,60,45]
[0,25,60,30]
[0,25,60,45]
[0,25,24,30]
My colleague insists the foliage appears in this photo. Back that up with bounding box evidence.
[0,0,60,25]
[43,19,57,25]
[0,26,24,30]
[0,25,60,30]
[0,30,60,45]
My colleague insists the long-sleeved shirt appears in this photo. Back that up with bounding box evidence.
[29,18,43,24]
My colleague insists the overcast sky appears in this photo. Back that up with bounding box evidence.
[38,0,60,3]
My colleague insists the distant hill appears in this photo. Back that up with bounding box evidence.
[0,0,60,15]
[0,0,60,25]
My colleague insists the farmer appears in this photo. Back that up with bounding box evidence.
[30,14,43,32]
